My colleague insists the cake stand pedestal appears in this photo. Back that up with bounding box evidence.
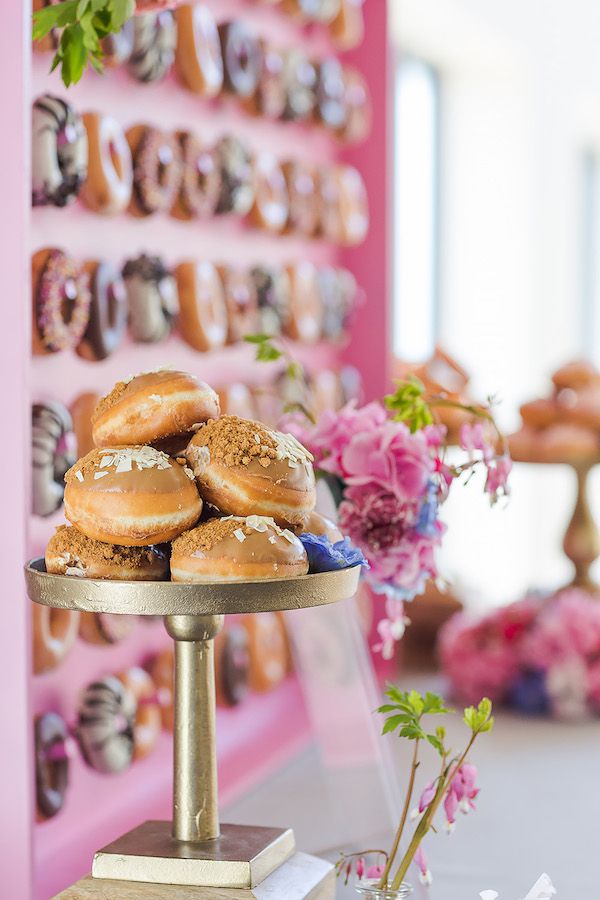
[25,560,360,894]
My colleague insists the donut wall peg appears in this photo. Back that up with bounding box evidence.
[29,0,372,892]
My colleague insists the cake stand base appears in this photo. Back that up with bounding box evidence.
[91,821,295,888]
[58,852,335,899]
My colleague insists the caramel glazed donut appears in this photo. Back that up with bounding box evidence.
[92,368,219,449]
[185,415,316,527]
[171,515,308,582]
[46,525,169,580]
[32,94,88,207]
[64,446,202,545]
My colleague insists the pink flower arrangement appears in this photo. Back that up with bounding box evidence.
[439,588,600,719]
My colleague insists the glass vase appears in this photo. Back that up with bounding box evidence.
[355,879,414,899]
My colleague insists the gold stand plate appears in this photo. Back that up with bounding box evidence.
[25,559,361,616]
[92,822,295,889]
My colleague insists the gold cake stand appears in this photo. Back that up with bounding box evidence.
[25,560,361,892]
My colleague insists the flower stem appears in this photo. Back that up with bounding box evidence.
[378,740,420,889]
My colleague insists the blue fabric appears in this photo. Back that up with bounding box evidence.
[299,533,369,573]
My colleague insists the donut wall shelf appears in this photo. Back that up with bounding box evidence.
[2,1,388,898]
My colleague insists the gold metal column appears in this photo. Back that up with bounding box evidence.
[563,464,600,591]
[165,614,223,843]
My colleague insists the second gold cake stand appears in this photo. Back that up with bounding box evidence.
[25,560,361,891]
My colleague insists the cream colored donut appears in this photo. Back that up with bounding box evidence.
[175,3,223,98]
[81,113,133,215]
[117,667,161,761]
[175,260,228,352]
[301,510,343,542]
[284,262,323,343]
[45,524,170,579]
[92,369,220,448]
[32,603,80,675]
[250,153,289,233]
[64,447,202,546]
[185,415,316,527]
[170,515,308,582]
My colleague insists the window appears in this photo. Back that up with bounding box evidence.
[580,149,600,364]
[392,57,440,362]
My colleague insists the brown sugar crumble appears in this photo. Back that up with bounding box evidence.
[92,380,129,422]
[190,416,313,469]
[48,525,166,567]
[173,518,247,555]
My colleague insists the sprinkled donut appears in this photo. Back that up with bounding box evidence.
[35,712,70,820]
[250,265,291,335]
[315,57,348,131]
[250,153,289,233]
[285,261,323,343]
[282,160,318,237]
[117,667,161,761]
[123,253,179,343]
[128,10,177,83]
[172,131,221,220]
[77,676,136,774]
[31,401,76,517]
[175,3,223,98]
[81,113,133,215]
[317,165,343,243]
[175,260,228,352]
[127,125,183,217]
[218,266,259,344]
[32,248,91,355]
[215,136,255,216]
[282,50,317,122]
[32,604,80,675]
[32,94,88,207]
[215,624,250,707]
[76,261,127,361]
[219,21,263,100]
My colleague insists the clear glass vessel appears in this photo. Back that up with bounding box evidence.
[355,879,414,899]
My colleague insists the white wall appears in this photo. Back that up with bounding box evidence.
[390,0,600,606]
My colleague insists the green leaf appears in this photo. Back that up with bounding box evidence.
[244,334,273,344]
[32,0,80,39]
[384,377,434,433]
[59,23,87,86]
[382,715,406,735]
[109,0,136,31]
[256,343,282,363]
[377,703,401,714]
[426,733,445,755]
[77,0,91,17]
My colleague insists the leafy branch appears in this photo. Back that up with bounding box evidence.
[32,0,135,86]
[244,333,315,424]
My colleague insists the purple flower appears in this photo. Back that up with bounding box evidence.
[298,533,369,573]
[508,669,549,716]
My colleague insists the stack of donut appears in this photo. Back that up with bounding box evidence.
[509,360,600,464]
[32,94,369,244]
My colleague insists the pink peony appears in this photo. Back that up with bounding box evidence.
[342,421,433,501]
[292,401,388,477]
[439,612,520,703]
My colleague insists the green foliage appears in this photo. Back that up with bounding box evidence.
[463,697,494,734]
[377,687,451,756]
[384,378,434,432]
[32,0,135,86]
[243,333,283,362]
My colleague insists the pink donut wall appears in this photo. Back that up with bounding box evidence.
[1,2,388,898]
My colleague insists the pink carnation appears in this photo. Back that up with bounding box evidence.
[439,612,520,703]
[342,420,433,501]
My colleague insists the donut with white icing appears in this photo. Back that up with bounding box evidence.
[250,153,289,233]
[282,160,318,237]
[175,3,223,98]
[81,113,133,215]
[282,50,317,122]
[315,57,348,131]
[122,253,179,343]
[219,21,263,100]
[76,261,128,361]
[175,260,228,352]
[32,95,88,207]
[31,400,76,517]
[77,676,136,774]
[128,10,177,83]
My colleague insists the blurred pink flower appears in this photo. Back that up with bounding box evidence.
[366,864,384,879]
[373,600,411,659]
[418,781,436,813]
[342,421,433,500]
[414,847,433,885]
[355,857,365,879]
[448,763,480,811]
[485,455,512,501]
[439,612,520,703]
[460,422,493,462]
[292,401,387,476]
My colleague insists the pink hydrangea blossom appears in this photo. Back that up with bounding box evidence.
[438,612,520,703]
[342,421,434,500]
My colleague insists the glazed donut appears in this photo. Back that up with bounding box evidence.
[92,369,219,448]
[32,604,80,675]
[70,392,99,457]
[250,153,289,233]
[185,415,316,527]
[172,131,221,220]
[219,21,262,100]
[117,667,161,761]
[46,524,170,579]
[175,260,228,352]
[317,166,343,243]
[81,113,133,215]
[218,266,259,344]
[32,401,75,517]
[243,611,290,693]
[330,0,365,50]
[79,613,137,645]
[35,712,70,820]
[150,647,174,731]
[315,57,348,131]
[76,261,127,361]
[552,360,600,391]
[127,125,182,216]
[215,136,255,216]
[123,254,179,343]
[340,66,371,143]
[174,3,223,98]
[282,50,317,122]
[217,383,258,419]
[64,446,202,546]
[170,515,308,582]
[319,265,356,340]
[337,164,369,245]
[284,262,323,343]
[77,675,136,774]
[128,10,177,83]
[519,399,560,430]
[32,248,91,355]
[301,510,343,542]
[282,160,319,237]
[509,424,600,465]
[32,95,88,207]
[251,265,291,335]
[311,369,345,416]
[102,20,134,66]
[251,45,286,119]
[214,624,250,707]
[558,385,600,430]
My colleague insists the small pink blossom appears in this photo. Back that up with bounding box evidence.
[443,787,459,831]
[413,846,433,885]
[355,857,365,879]
[485,455,512,501]
[366,864,384,879]
[373,600,411,658]
[460,421,492,461]
[418,781,436,813]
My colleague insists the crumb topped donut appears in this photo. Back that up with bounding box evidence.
[185,416,316,527]
[92,369,219,448]
[64,446,202,545]
[45,525,169,580]
[170,515,308,582]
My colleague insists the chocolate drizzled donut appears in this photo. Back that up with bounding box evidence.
[77,676,136,774]
[128,10,177,83]
[32,94,88,207]
[250,265,291,335]
[35,712,70,820]
[31,401,75,517]
[215,136,254,215]
[122,253,179,343]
